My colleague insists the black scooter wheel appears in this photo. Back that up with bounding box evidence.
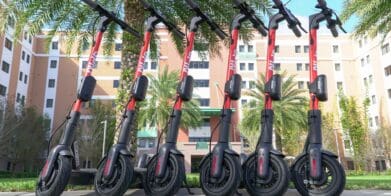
[94,155,133,196]
[242,153,289,196]
[291,154,346,196]
[143,154,185,196]
[36,156,72,196]
[200,153,241,196]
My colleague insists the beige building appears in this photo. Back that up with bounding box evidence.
[0,19,390,172]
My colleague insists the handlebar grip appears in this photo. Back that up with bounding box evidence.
[233,0,244,6]
[317,0,327,7]
[214,28,227,40]
[81,0,98,9]
[329,26,338,37]
[185,0,199,9]
[290,25,302,37]
[272,0,283,7]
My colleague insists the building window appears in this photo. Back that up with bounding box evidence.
[249,81,255,89]
[371,95,376,104]
[48,79,55,88]
[115,43,122,51]
[197,98,210,107]
[239,45,245,52]
[363,77,367,86]
[82,61,88,68]
[381,43,390,55]
[22,51,26,60]
[5,38,12,51]
[113,80,119,88]
[366,55,370,64]
[369,117,373,127]
[305,63,309,71]
[337,82,343,90]
[189,61,209,69]
[26,54,30,64]
[332,45,339,53]
[298,81,304,89]
[137,138,156,148]
[7,17,15,28]
[344,140,351,150]
[296,63,303,71]
[247,45,254,53]
[274,63,281,71]
[0,84,6,96]
[241,81,247,88]
[361,58,365,66]
[194,80,209,87]
[143,62,149,70]
[375,116,379,126]
[369,75,373,84]
[50,60,57,68]
[1,61,10,73]
[359,40,362,48]
[21,95,25,105]
[241,99,248,105]
[388,89,391,99]
[385,65,391,77]
[19,72,23,81]
[24,75,28,84]
[274,45,279,53]
[248,63,254,71]
[16,93,20,103]
[303,45,309,53]
[51,41,58,50]
[239,63,245,71]
[150,62,157,70]
[295,45,301,53]
[28,35,32,44]
[334,63,341,71]
[46,99,54,108]
[114,61,121,69]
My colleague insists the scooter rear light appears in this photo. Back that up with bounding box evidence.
[311,158,317,177]
[41,160,49,177]
[155,158,162,175]
[258,157,264,175]
[211,155,217,175]
[103,159,112,176]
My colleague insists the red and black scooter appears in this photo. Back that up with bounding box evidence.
[93,1,184,195]
[241,0,306,195]
[198,1,268,195]
[290,0,346,195]
[143,0,227,195]
[36,1,141,196]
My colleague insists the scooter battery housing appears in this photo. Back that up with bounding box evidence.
[224,73,242,100]
[177,75,194,101]
[309,74,328,101]
[131,75,149,101]
[77,75,96,102]
[265,74,281,100]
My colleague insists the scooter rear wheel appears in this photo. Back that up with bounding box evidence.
[200,153,241,196]
[94,155,133,196]
[36,156,72,196]
[143,154,185,196]
[291,154,346,196]
[242,153,289,196]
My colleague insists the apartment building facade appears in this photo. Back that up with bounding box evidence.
[0,20,390,172]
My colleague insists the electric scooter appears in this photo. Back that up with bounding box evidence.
[290,0,346,195]
[36,1,141,196]
[94,1,184,195]
[198,1,268,195]
[143,0,227,195]
[240,0,306,195]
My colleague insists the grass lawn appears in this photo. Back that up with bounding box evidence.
[0,174,390,192]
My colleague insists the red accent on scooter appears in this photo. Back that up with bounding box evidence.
[311,158,317,177]
[155,158,162,176]
[41,160,49,177]
[309,29,319,110]
[264,29,277,110]
[258,157,264,175]
[211,155,218,175]
[222,29,239,109]
[103,159,112,176]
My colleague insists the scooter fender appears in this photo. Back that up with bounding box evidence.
[41,145,73,182]
[257,146,270,178]
[210,143,226,178]
[155,143,173,178]
[309,146,322,180]
[103,144,131,179]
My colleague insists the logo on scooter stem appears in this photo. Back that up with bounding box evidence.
[137,53,147,73]
[229,51,236,70]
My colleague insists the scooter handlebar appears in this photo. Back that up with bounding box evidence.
[232,0,268,36]
[290,25,301,37]
[81,0,141,38]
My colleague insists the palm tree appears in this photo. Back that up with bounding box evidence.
[340,0,391,38]
[240,71,308,155]
[0,0,272,148]
[137,67,202,143]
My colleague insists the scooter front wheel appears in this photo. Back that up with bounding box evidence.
[291,154,346,196]
[94,155,133,196]
[242,153,289,196]
[36,156,72,196]
[143,154,185,196]
[200,153,241,196]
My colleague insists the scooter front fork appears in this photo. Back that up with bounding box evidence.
[256,109,274,178]
[307,110,323,180]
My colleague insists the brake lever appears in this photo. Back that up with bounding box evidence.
[333,12,347,33]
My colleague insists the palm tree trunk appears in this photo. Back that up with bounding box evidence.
[275,132,283,152]
[113,0,144,162]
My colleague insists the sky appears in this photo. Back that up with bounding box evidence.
[285,0,358,32]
